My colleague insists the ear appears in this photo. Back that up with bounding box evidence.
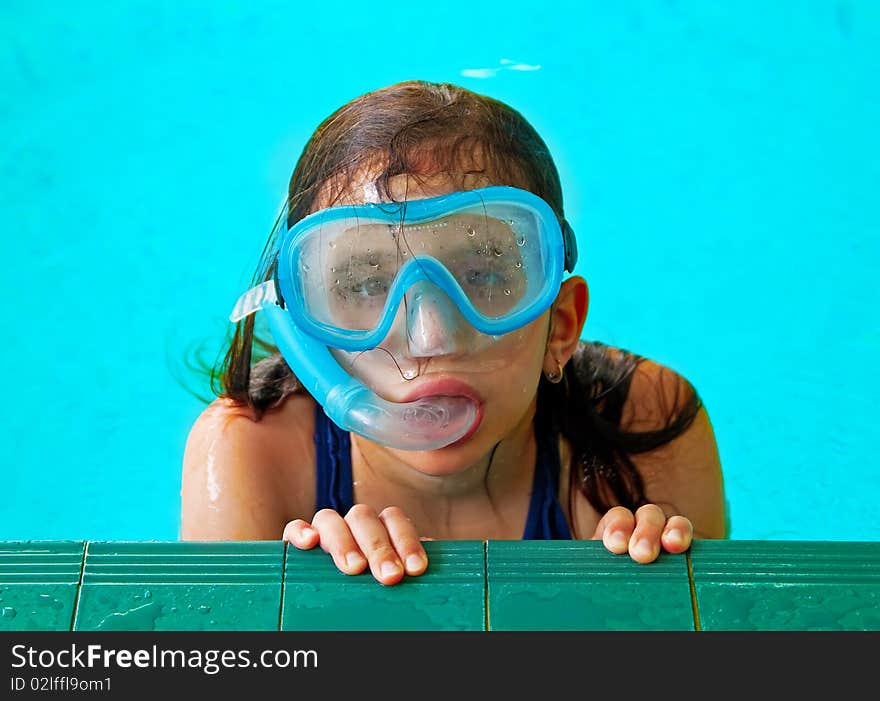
[544,276,589,372]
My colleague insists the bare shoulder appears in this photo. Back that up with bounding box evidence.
[616,351,727,538]
[180,394,317,541]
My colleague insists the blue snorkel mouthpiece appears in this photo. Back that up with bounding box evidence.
[261,302,478,451]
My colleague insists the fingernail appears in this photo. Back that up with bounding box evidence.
[666,528,683,545]
[405,554,425,573]
[634,538,654,558]
[608,531,627,550]
[344,552,365,569]
[381,561,401,578]
[300,527,317,540]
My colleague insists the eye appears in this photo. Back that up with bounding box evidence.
[465,268,507,288]
[348,275,390,299]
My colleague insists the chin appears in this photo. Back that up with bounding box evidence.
[401,429,494,476]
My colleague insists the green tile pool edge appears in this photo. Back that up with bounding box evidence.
[0,541,85,631]
[690,540,880,631]
[1,540,879,631]
[488,541,694,631]
[74,541,284,631]
[282,541,486,631]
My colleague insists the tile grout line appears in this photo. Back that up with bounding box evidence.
[483,540,489,632]
[278,541,288,632]
[686,548,701,631]
[69,541,88,631]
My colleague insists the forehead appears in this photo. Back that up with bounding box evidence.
[310,140,522,212]
[314,170,497,212]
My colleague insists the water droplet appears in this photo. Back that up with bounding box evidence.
[504,289,511,296]
[328,240,336,249]
[466,226,476,237]
[1,606,16,619]
[198,605,211,615]
[515,262,522,269]
[302,262,311,272]
[330,266,336,273]
[143,590,152,599]
[493,247,503,257]
[517,235,526,246]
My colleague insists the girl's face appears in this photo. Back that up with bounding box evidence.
[316,170,553,475]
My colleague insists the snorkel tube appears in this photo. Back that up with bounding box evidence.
[261,303,478,451]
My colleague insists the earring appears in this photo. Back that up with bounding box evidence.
[544,360,564,384]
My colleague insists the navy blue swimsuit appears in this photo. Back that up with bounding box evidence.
[313,402,572,539]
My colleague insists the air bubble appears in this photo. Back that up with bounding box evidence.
[466,226,476,237]
[517,236,526,246]
[515,262,522,269]
[504,289,511,296]
[493,247,503,257]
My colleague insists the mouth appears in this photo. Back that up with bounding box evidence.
[396,377,484,446]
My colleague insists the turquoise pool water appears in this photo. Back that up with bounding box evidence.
[2,1,878,541]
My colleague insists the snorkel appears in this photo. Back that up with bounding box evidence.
[231,281,479,451]
[262,301,478,451]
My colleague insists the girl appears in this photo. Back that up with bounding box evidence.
[181,80,726,585]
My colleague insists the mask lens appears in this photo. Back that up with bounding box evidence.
[439,210,528,318]
[298,218,402,332]
[292,197,544,336]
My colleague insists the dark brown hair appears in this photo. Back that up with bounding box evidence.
[211,80,702,533]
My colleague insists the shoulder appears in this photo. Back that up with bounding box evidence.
[572,342,726,538]
[570,341,700,436]
[620,353,726,538]
[180,394,318,540]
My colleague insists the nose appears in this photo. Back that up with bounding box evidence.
[404,280,467,357]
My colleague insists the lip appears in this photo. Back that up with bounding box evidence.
[396,376,484,446]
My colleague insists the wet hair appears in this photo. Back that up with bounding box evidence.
[212,80,702,531]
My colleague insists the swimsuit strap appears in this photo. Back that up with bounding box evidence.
[313,403,355,513]
[521,398,573,540]
[312,400,571,539]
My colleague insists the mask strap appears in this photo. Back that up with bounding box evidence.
[229,281,277,322]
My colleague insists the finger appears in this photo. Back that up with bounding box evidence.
[595,506,635,554]
[379,506,428,576]
[629,504,667,563]
[345,504,404,585]
[282,519,320,549]
[311,508,369,575]
[661,515,694,553]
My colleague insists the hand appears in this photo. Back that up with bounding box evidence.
[283,505,428,585]
[592,505,693,563]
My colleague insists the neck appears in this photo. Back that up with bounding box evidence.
[348,399,539,537]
